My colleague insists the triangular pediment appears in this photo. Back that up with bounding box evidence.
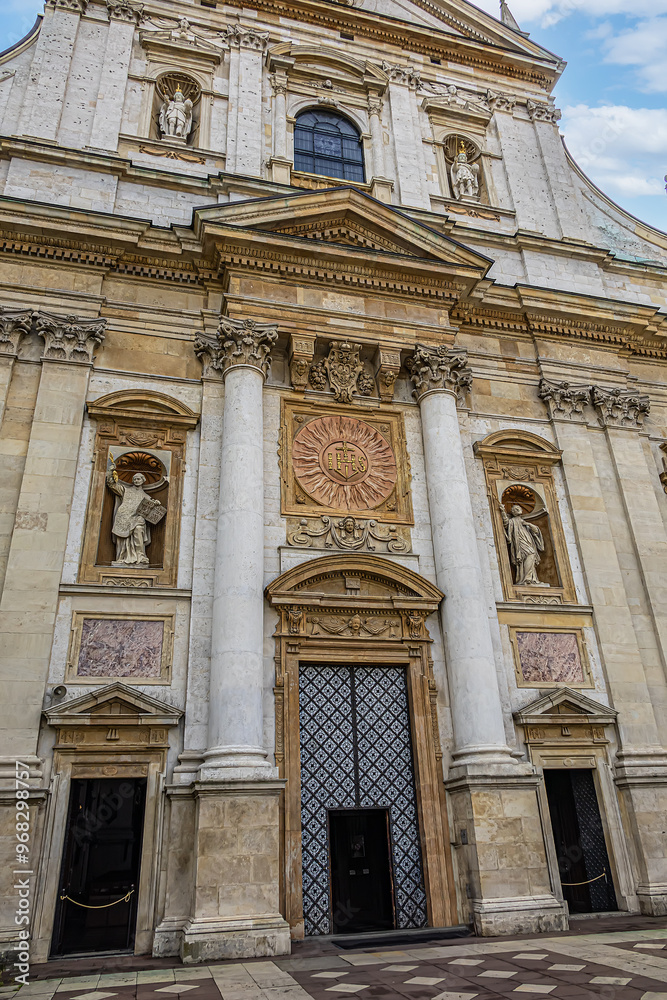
[194,187,491,274]
[45,682,182,728]
[514,687,617,725]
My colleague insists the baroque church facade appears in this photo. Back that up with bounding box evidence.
[1,0,667,967]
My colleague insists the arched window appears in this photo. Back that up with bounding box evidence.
[294,109,365,182]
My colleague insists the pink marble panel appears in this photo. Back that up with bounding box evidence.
[516,630,584,684]
[77,618,164,678]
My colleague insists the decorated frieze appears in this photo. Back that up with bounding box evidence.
[287,515,410,553]
[276,607,429,642]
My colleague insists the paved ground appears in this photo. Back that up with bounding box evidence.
[7,924,667,1000]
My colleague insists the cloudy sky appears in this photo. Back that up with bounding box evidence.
[2,0,667,232]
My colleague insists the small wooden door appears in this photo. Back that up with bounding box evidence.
[329,808,395,934]
[51,778,146,956]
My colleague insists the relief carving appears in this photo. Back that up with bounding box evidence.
[292,414,397,511]
[0,307,33,356]
[538,378,591,420]
[591,386,650,428]
[288,515,409,553]
[310,342,374,402]
[34,312,106,364]
[308,614,401,638]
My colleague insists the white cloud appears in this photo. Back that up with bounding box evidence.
[472,0,667,28]
[560,104,667,199]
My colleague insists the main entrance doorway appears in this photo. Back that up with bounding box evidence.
[329,808,394,934]
[299,664,427,936]
[51,777,146,956]
[544,769,617,913]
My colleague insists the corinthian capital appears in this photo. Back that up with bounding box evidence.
[34,312,106,364]
[591,385,650,428]
[195,317,278,379]
[46,0,88,11]
[538,378,591,420]
[225,24,269,50]
[406,344,472,402]
[0,308,34,356]
[107,0,144,22]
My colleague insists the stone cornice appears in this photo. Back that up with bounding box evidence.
[194,316,278,379]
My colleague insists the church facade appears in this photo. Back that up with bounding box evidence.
[1,0,667,967]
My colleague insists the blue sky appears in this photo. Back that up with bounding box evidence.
[2,0,667,233]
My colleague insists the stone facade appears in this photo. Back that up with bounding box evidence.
[0,0,666,968]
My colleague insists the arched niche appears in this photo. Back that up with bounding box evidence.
[474,429,576,604]
[80,390,199,588]
[265,554,457,939]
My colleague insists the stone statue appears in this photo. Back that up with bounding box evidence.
[159,87,193,141]
[451,145,480,200]
[498,502,546,586]
[105,463,166,566]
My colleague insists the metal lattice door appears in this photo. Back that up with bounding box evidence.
[299,664,428,936]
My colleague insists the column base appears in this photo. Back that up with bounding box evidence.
[200,745,278,781]
[269,156,292,185]
[636,883,667,916]
[179,915,291,964]
[472,894,568,936]
[370,176,394,203]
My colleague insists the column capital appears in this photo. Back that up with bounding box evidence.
[195,316,278,380]
[225,24,269,50]
[406,344,472,402]
[0,308,34,357]
[46,0,88,11]
[592,385,650,429]
[106,0,144,22]
[538,377,591,421]
[34,311,106,364]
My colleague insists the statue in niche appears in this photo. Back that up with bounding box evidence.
[451,142,480,200]
[498,500,546,586]
[159,87,193,141]
[105,462,166,567]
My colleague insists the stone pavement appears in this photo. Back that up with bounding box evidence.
[6,927,667,1000]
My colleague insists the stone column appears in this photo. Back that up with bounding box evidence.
[268,73,291,185]
[407,345,565,937]
[176,317,289,963]
[195,317,278,778]
[88,2,142,152]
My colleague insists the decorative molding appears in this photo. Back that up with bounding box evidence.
[591,385,650,428]
[309,341,374,402]
[287,515,410,553]
[0,307,33,357]
[406,344,472,402]
[269,73,288,96]
[194,316,278,379]
[225,23,270,49]
[526,99,561,124]
[34,311,106,364]
[538,378,591,421]
[138,145,206,164]
[106,0,143,22]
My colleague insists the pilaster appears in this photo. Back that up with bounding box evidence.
[383,65,429,209]
[88,3,143,152]
[225,25,269,178]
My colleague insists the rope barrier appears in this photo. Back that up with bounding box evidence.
[59,889,134,909]
[561,870,607,887]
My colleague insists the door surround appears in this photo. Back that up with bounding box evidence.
[33,683,181,962]
[265,553,456,938]
[514,687,637,914]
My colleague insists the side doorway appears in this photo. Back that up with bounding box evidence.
[51,777,147,956]
[544,769,617,914]
[329,808,395,934]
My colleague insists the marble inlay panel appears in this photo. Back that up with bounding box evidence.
[515,630,584,684]
[77,618,164,678]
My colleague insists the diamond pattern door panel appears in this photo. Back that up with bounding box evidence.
[299,664,428,935]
